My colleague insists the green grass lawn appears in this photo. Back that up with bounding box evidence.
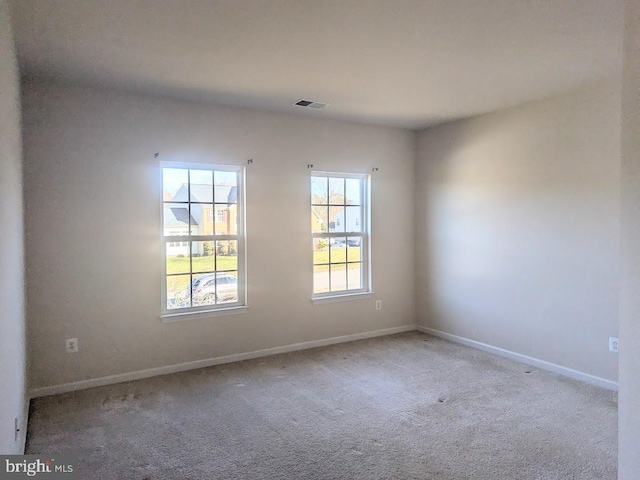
[167,246,361,288]
[167,255,238,275]
[312,247,361,272]
[313,247,360,263]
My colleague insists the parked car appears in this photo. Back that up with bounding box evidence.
[329,238,361,248]
[189,273,238,305]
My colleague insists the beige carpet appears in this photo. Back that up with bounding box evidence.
[26,332,617,479]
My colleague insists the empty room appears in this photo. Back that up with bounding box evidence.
[1,0,639,479]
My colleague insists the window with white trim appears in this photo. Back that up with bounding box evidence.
[311,172,370,297]
[161,163,245,314]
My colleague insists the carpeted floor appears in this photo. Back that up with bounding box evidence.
[26,332,617,479]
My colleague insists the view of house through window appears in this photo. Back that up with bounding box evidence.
[162,164,244,312]
[311,173,369,296]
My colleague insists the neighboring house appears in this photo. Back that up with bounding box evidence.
[334,208,360,233]
[163,205,196,256]
[164,183,238,257]
[312,197,360,234]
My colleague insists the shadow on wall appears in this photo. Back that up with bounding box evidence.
[414,84,620,383]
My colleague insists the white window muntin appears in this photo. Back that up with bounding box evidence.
[161,161,246,315]
[311,171,371,298]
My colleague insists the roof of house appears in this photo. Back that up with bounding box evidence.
[163,206,198,228]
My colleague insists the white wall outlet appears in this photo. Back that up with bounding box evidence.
[375,300,382,310]
[609,336,619,353]
[66,338,78,353]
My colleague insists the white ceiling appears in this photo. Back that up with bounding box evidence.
[8,0,624,129]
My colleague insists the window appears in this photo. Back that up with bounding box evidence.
[161,163,245,315]
[311,173,370,297]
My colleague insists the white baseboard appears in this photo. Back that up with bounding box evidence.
[29,324,617,398]
[416,326,618,391]
[20,397,29,454]
[29,325,417,398]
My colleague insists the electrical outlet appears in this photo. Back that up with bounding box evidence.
[375,300,382,310]
[609,337,619,353]
[66,338,78,353]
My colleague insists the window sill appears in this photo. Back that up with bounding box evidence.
[160,306,248,323]
[311,292,373,305]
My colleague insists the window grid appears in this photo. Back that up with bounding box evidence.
[311,173,369,297]
[162,164,244,313]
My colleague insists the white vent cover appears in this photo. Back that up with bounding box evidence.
[293,99,329,110]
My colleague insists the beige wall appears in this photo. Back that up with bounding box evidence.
[0,0,26,454]
[619,0,640,477]
[415,81,621,383]
[22,80,416,390]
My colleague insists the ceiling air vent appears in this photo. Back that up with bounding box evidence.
[293,99,328,110]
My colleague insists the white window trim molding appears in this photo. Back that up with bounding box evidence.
[160,161,247,319]
[311,171,372,300]
[310,292,374,305]
[160,306,249,323]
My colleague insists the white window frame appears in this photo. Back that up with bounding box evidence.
[160,161,247,321]
[311,172,371,302]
